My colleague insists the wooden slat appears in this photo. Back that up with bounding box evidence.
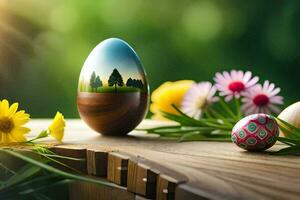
[107,152,129,186]
[156,175,178,200]
[86,149,108,177]
[50,146,87,173]
[127,160,158,199]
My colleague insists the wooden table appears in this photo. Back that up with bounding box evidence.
[28,119,300,200]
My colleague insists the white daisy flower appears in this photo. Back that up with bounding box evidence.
[181,82,219,119]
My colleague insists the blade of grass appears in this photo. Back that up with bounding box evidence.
[219,99,238,120]
[136,125,182,132]
[276,117,300,138]
[277,137,300,146]
[235,98,242,120]
[0,164,40,189]
[0,149,122,189]
[277,123,300,140]
[271,145,300,155]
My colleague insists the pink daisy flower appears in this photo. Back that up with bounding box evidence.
[181,82,219,119]
[214,70,259,101]
[241,80,284,115]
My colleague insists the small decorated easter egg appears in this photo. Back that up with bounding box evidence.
[77,38,149,136]
[231,114,279,151]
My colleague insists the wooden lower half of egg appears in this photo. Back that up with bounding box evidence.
[77,92,149,136]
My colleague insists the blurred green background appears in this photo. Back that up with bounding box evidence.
[0,0,299,118]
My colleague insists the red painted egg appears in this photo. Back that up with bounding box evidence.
[231,114,279,151]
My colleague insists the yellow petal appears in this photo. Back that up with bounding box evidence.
[12,126,31,135]
[49,112,65,142]
[151,114,169,121]
[8,103,18,117]
[1,133,14,144]
[14,110,25,117]
[151,82,172,102]
[150,80,195,120]
[13,117,30,126]
[0,99,9,116]
[11,132,27,142]
[50,128,64,141]
[2,99,9,110]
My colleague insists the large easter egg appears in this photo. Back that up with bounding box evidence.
[278,101,300,136]
[77,38,149,136]
[231,114,279,151]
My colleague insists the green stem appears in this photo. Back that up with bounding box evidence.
[136,125,182,132]
[26,130,49,143]
[219,99,237,120]
[235,98,241,120]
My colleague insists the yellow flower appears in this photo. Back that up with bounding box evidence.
[48,112,65,142]
[0,99,30,144]
[150,80,195,120]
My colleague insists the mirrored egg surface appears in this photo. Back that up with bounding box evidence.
[77,38,149,136]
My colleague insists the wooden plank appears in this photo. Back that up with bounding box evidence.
[50,146,87,173]
[127,160,158,199]
[86,149,108,177]
[156,174,178,200]
[107,152,129,187]
[69,181,135,200]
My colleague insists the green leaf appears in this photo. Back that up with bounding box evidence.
[162,112,197,126]
[276,117,300,139]
[0,164,41,189]
[219,99,238,120]
[277,137,300,146]
[206,108,229,122]
[271,145,300,155]
[137,125,182,132]
[1,173,64,197]
[179,133,231,142]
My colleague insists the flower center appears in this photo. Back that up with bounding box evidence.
[228,81,245,93]
[0,117,14,133]
[196,97,207,109]
[253,94,269,106]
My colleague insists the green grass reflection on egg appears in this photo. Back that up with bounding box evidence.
[77,38,149,136]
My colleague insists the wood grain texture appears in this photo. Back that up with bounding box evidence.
[156,175,178,200]
[27,120,300,200]
[50,146,87,173]
[77,92,149,136]
[107,152,129,187]
[127,160,158,199]
[86,149,108,177]
[69,181,135,200]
